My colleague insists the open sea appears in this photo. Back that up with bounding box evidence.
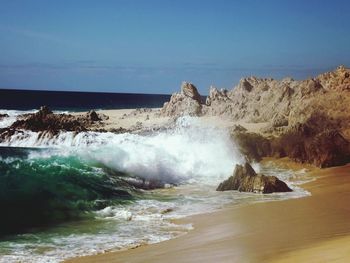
[0,89,171,111]
[0,89,311,262]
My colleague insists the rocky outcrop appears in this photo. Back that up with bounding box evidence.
[181,81,203,102]
[0,106,110,141]
[156,65,350,168]
[272,113,289,128]
[271,113,350,167]
[303,130,350,168]
[317,65,350,91]
[8,106,87,133]
[38,105,52,115]
[160,82,203,117]
[231,131,271,162]
[196,66,350,136]
[160,66,350,137]
[205,86,230,105]
[86,110,101,122]
[88,110,109,122]
[204,86,233,115]
[231,112,350,168]
[216,163,292,193]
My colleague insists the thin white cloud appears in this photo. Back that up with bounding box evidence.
[0,25,76,47]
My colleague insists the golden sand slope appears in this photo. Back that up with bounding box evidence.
[66,160,350,263]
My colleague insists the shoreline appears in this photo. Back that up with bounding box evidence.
[1,105,350,262]
[66,159,350,263]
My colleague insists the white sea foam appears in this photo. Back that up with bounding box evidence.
[0,197,194,263]
[0,116,312,263]
[0,117,244,185]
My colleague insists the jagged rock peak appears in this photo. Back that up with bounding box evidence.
[206,86,229,106]
[238,78,254,92]
[181,81,202,103]
[336,65,346,72]
[159,81,203,117]
[281,77,294,83]
[316,65,350,91]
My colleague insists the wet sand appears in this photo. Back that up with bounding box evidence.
[66,159,350,263]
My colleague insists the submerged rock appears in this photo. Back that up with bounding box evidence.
[216,163,292,194]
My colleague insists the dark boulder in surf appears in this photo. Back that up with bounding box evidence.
[216,162,292,194]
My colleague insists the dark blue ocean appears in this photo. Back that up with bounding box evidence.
[0,89,171,111]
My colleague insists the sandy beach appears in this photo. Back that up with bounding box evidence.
[2,2,350,262]
[72,108,270,133]
[65,159,350,263]
[2,106,350,262]
[96,108,171,131]
[2,77,350,262]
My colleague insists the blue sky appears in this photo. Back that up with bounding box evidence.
[0,0,349,94]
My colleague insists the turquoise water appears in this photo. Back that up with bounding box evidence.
[0,147,189,262]
[0,148,136,236]
[0,117,312,262]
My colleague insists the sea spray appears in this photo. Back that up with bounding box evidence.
[0,117,311,262]
[1,117,245,185]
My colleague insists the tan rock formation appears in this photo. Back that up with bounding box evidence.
[162,66,350,139]
[160,81,203,117]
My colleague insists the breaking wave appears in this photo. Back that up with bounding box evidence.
[0,116,312,262]
[0,117,244,186]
